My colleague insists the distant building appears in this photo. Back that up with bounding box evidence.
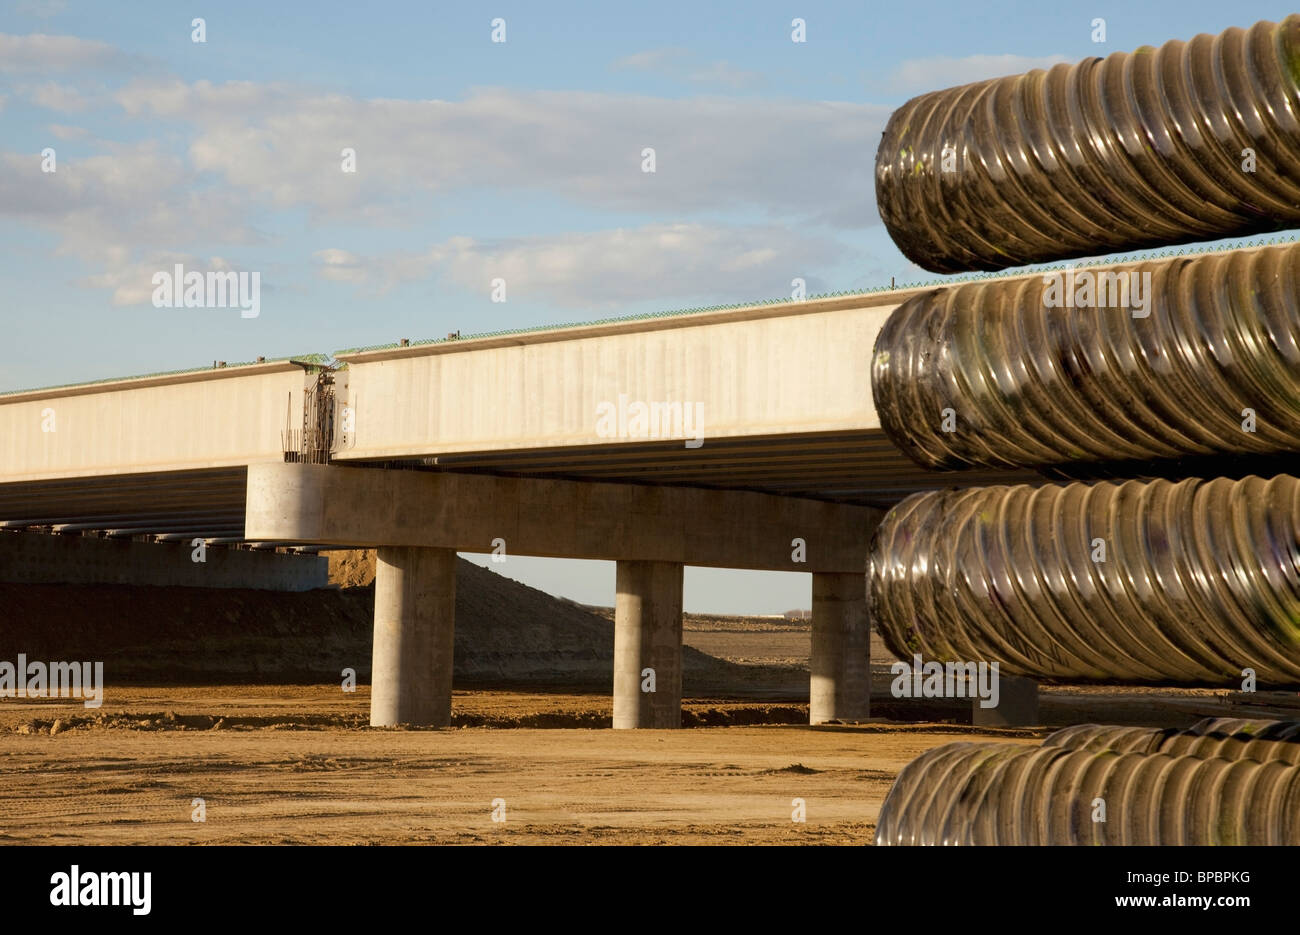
[783,609,811,622]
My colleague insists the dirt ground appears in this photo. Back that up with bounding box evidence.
[2,568,1290,846]
[0,674,1271,846]
[0,686,1042,845]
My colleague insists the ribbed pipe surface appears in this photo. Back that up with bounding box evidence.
[870,475,1300,686]
[875,16,1300,272]
[875,739,1300,845]
[1045,717,1300,763]
[871,244,1300,472]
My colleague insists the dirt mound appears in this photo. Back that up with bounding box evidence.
[0,553,739,689]
[326,550,377,589]
[0,582,371,684]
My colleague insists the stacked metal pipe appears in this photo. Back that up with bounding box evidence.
[876,15,1300,272]
[876,719,1300,845]
[870,473,1300,686]
[872,245,1300,471]
[870,15,1300,692]
[1046,717,1300,763]
[870,16,1300,843]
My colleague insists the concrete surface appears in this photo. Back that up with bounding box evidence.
[370,546,457,727]
[335,298,897,460]
[973,676,1041,728]
[0,362,310,484]
[245,462,880,573]
[613,560,684,729]
[810,572,870,724]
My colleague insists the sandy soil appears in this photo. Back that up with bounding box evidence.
[0,694,1042,845]
[3,563,1289,846]
[0,675,1272,846]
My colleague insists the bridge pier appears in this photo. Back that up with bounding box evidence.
[613,559,684,729]
[243,463,881,729]
[370,546,457,727]
[810,572,870,724]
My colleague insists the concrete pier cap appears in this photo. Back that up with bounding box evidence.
[245,462,882,729]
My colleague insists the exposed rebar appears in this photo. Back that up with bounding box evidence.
[875,736,1300,845]
[871,244,1300,472]
[869,474,1300,686]
[283,370,336,465]
[875,15,1300,272]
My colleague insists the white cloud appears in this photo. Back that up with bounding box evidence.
[29,81,89,111]
[613,48,686,70]
[115,80,883,227]
[81,252,194,306]
[15,0,69,18]
[315,222,845,307]
[83,253,248,306]
[0,143,259,268]
[615,47,760,89]
[891,53,1069,92]
[47,123,89,140]
[686,60,760,89]
[313,248,369,285]
[0,33,135,72]
[4,35,877,308]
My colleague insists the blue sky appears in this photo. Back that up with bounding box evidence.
[1,0,1292,611]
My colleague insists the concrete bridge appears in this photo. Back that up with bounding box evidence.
[0,288,1032,728]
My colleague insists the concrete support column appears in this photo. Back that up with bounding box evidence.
[810,572,870,724]
[613,560,684,729]
[370,546,457,727]
[972,675,1039,727]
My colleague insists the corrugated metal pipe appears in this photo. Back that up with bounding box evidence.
[869,474,1300,686]
[875,15,1300,272]
[875,726,1300,845]
[871,243,1300,472]
[1046,717,1300,763]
